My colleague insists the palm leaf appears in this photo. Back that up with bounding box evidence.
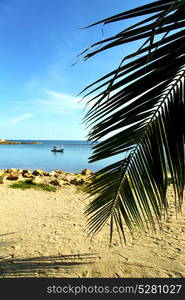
[80,0,185,242]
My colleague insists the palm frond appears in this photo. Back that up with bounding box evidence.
[81,0,185,242]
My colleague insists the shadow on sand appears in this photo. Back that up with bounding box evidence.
[0,253,98,277]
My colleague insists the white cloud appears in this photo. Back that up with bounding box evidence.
[0,113,33,127]
[38,90,84,114]
[36,89,103,116]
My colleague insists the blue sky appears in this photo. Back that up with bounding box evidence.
[0,0,149,140]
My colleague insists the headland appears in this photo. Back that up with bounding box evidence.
[0,139,42,144]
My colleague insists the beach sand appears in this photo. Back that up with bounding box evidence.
[0,182,185,278]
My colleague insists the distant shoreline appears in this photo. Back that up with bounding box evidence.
[0,140,42,145]
[0,139,98,145]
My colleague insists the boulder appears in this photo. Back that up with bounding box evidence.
[43,171,50,176]
[6,172,21,181]
[55,173,65,180]
[23,173,33,178]
[32,169,44,176]
[81,168,93,176]
[49,171,56,177]
[32,177,43,184]
[50,179,63,186]
[0,170,5,176]
[0,175,7,184]
[55,169,63,174]
[22,169,29,174]
[63,174,75,183]
[22,170,33,178]
[5,168,17,174]
[70,177,85,185]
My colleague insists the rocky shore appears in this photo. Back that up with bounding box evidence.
[0,167,93,186]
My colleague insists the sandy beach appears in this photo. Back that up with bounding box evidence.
[0,181,185,278]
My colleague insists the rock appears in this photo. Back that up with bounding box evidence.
[49,171,56,177]
[50,179,63,186]
[32,169,44,176]
[43,171,50,176]
[70,177,85,185]
[63,175,75,183]
[0,175,7,184]
[6,172,21,181]
[60,179,68,185]
[0,170,5,176]
[22,170,33,178]
[23,173,33,178]
[5,168,17,174]
[55,169,63,174]
[32,177,43,184]
[81,168,93,176]
[4,168,22,180]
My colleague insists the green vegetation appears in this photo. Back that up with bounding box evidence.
[76,183,91,194]
[10,180,56,192]
[81,0,185,243]
[76,173,105,194]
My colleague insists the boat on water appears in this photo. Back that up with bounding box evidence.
[51,145,64,152]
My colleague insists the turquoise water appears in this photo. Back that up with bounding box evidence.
[0,140,123,173]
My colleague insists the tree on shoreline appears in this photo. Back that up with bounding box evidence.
[80,0,185,243]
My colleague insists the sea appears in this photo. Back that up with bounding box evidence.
[0,140,123,173]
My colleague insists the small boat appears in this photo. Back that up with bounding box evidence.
[51,145,64,152]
